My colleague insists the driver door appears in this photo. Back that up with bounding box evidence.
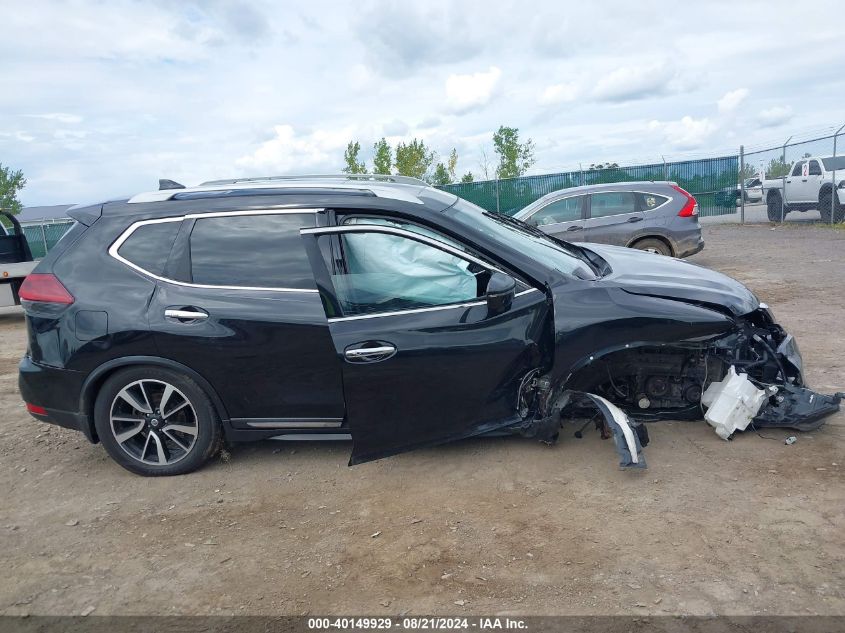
[300,224,549,464]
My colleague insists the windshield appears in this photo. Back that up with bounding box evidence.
[446,198,597,279]
[821,156,845,171]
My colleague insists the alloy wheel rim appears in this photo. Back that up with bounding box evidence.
[109,379,198,465]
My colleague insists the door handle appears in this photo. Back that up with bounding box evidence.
[566,225,582,231]
[627,216,643,223]
[344,343,397,363]
[786,180,792,183]
[165,308,209,321]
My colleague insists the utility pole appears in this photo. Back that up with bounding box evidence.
[831,123,845,224]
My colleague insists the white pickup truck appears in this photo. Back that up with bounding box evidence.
[763,155,845,222]
[0,211,36,308]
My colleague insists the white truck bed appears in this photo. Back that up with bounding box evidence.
[0,261,37,308]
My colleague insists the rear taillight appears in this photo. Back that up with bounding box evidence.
[671,184,698,217]
[18,273,75,304]
[26,403,47,416]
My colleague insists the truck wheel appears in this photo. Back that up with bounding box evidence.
[767,195,785,222]
[819,190,843,223]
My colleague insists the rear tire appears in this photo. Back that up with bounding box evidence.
[819,189,843,223]
[94,366,223,476]
[632,238,672,257]
[767,195,785,222]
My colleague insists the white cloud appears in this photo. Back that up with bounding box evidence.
[758,105,793,128]
[591,62,674,102]
[717,88,749,113]
[445,66,501,113]
[538,82,579,106]
[649,116,718,150]
[25,113,83,124]
[236,125,354,174]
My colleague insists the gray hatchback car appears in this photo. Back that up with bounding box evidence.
[513,181,704,258]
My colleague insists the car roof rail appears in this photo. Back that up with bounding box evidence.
[199,174,430,187]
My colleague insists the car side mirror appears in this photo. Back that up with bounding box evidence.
[486,271,516,317]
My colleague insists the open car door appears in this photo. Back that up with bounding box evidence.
[300,224,550,464]
[0,212,33,265]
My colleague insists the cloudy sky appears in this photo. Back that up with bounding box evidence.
[3,0,844,206]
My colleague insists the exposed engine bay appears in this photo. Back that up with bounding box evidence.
[512,306,843,469]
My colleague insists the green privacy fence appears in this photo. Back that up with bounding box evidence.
[21,221,75,259]
[438,155,740,217]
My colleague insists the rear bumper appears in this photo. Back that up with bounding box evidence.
[677,237,704,258]
[18,355,96,442]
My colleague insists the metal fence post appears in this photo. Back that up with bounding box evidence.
[832,123,844,224]
[39,222,48,257]
[781,136,792,223]
[739,145,745,224]
[495,178,500,214]
[662,155,668,180]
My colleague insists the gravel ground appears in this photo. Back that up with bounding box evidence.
[1,221,843,617]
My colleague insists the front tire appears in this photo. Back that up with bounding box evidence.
[632,238,672,256]
[94,367,223,476]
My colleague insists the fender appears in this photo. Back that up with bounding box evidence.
[79,355,232,433]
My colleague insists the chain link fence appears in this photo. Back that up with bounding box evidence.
[20,220,75,259]
[439,128,845,225]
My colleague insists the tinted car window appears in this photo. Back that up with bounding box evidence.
[590,192,637,218]
[791,161,805,177]
[190,213,316,289]
[639,193,669,211]
[530,196,583,226]
[808,161,822,176]
[117,220,181,276]
[327,232,481,317]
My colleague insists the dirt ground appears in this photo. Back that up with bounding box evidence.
[1,222,843,617]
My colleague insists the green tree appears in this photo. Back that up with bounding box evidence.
[342,141,367,174]
[446,148,458,182]
[0,163,26,215]
[431,163,451,186]
[394,138,435,181]
[738,163,758,179]
[372,138,392,175]
[461,171,474,183]
[765,157,791,179]
[492,126,536,179]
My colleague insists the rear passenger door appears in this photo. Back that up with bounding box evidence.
[524,195,586,240]
[141,210,346,430]
[583,191,643,246]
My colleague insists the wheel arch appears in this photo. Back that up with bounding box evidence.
[80,356,231,441]
[627,234,675,256]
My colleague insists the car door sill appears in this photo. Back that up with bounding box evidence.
[235,418,344,429]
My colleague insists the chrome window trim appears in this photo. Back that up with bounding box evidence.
[108,208,323,294]
[326,288,541,323]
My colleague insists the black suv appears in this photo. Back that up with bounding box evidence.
[18,175,839,476]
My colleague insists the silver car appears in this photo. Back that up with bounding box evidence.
[513,181,704,258]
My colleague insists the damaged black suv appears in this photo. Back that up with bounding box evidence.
[18,175,842,476]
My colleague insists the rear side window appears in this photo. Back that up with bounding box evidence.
[590,192,637,218]
[189,213,316,289]
[638,193,669,210]
[117,220,181,276]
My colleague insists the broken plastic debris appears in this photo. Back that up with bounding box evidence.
[701,367,767,440]
[582,393,647,469]
[785,436,797,445]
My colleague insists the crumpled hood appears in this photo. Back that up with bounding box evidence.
[581,243,759,316]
